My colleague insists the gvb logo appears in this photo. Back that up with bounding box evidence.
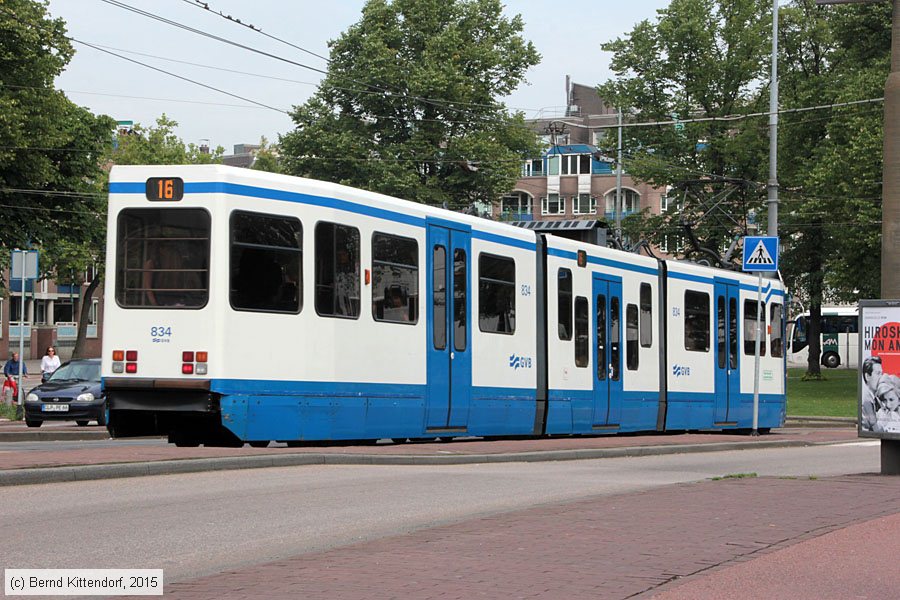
[509,354,533,370]
[672,364,691,378]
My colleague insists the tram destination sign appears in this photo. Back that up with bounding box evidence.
[742,236,779,273]
[859,300,900,441]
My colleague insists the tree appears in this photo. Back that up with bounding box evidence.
[596,0,772,257]
[0,0,114,361]
[251,136,283,174]
[279,0,542,209]
[597,0,890,378]
[110,115,224,165]
[0,0,114,265]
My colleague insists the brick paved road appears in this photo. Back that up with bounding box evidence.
[140,474,900,600]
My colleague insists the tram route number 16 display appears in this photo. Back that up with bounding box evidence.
[146,177,184,201]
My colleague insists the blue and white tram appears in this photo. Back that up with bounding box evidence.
[102,165,786,446]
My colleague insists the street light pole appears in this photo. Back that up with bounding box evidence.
[616,108,623,241]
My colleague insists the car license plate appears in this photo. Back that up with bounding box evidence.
[42,404,69,412]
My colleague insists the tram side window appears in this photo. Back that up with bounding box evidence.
[478,254,516,334]
[115,208,210,309]
[639,283,652,347]
[230,211,302,313]
[558,268,573,340]
[626,304,639,370]
[743,300,767,356]
[770,303,783,358]
[372,233,418,324]
[315,222,361,319]
[574,296,589,367]
[684,291,710,352]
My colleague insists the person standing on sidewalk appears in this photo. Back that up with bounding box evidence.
[40,347,60,383]
[3,352,27,402]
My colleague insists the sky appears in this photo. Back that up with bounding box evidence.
[46,0,671,154]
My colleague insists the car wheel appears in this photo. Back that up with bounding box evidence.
[25,419,42,428]
[822,352,841,369]
[97,407,108,426]
[76,420,90,427]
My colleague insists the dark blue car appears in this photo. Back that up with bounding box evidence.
[24,359,105,427]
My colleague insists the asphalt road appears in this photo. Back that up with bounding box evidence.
[0,441,879,585]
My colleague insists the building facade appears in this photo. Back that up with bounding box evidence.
[494,78,668,231]
[1,268,103,360]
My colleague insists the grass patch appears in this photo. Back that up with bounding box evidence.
[711,472,758,481]
[787,367,857,418]
[0,403,21,421]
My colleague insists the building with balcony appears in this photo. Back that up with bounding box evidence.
[495,77,669,242]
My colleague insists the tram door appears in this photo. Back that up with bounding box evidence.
[592,275,623,429]
[714,281,740,425]
[425,222,472,431]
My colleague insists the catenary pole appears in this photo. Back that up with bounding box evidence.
[616,108,623,241]
[767,0,779,239]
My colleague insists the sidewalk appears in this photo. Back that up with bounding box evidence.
[123,474,900,600]
[0,427,858,486]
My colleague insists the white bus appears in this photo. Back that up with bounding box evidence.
[787,306,858,369]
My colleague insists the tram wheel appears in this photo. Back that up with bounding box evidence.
[248,441,270,448]
[391,438,408,444]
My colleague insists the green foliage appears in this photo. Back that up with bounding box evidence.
[711,473,758,480]
[109,115,224,166]
[279,0,542,209]
[251,136,283,174]
[598,1,889,378]
[597,0,772,257]
[0,402,21,421]
[0,0,114,268]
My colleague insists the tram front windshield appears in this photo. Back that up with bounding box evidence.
[115,208,211,309]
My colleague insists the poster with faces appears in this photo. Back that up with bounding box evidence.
[860,303,900,438]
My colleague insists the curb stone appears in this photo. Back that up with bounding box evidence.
[0,437,854,487]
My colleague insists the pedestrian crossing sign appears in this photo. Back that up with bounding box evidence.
[742,236,779,272]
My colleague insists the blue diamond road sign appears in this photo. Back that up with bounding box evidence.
[742,236,778,272]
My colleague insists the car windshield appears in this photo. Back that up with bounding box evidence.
[49,362,100,382]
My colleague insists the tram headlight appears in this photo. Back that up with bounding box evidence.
[76,393,95,403]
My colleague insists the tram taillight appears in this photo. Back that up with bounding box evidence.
[126,350,138,361]
[112,350,124,361]
[182,350,208,375]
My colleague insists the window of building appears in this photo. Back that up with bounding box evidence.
[54,299,75,323]
[547,155,560,176]
[640,283,652,347]
[558,268,572,340]
[89,299,99,325]
[660,194,668,212]
[770,303,783,358]
[501,192,534,218]
[315,222,360,318]
[743,300,766,356]
[231,211,302,313]
[579,154,592,174]
[605,189,641,215]
[573,194,596,215]
[626,303,639,370]
[115,208,210,309]
[372,233,418,324]
[542,194,565,215]
[522,159,544,177]
[684,291,710,352]
[478,254,515,334]
[574,296,589,368]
